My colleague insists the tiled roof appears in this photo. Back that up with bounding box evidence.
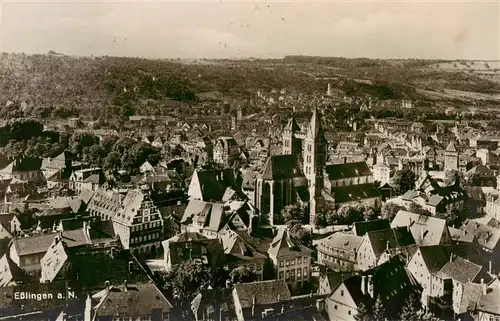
[221,230,266,264]
[478,278,500,315]
[330,183,381,204]
[13,233,58,256]
[324,162,371,181]
[234,279,291,309]
[437,256,482,284]
[267,228,313,259]
[318,233,363,253]
[458,282,483,314]
[353,219,390,236]
[261,154,304,181]
[95,281,172,317]
[391,211,448,246]
[113,190,145,225]
[165,237,225,266]
[366,227,416,257]
[462,220,500,251]
[418,244,481,273]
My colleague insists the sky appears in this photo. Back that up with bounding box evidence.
[0,0,499,60]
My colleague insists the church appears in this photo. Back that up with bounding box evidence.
[254,106,327,225]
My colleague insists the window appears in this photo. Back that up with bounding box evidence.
[297,268,301,278]
[279,271,284,280]
[163,312,169,321]
[257,264,262,271]
[348,311,351,315]
[140,317,151,321]
[303,267,308,276]
[285,271,290,280]
[297,257,302,264]
[334,305,338,310]
[286,260,290,267]
[291,258,295,266]
[341,290,344,296]
[280,261,284,267]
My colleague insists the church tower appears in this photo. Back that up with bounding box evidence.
[303,106,328,225]
[444,140,459,172]
[282,115,302,156]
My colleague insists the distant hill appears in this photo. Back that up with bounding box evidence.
[0,53,499,122]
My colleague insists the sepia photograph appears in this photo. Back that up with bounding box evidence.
[0,0,499,320]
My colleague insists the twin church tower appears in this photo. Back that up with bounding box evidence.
[255,106,328,226]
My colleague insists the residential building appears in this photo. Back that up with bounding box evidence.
[92,281,172,321]
[325,256,419,321]
[188,168,244,202]
[232,279,326,321]
[69,168,106,193]
[214,137,240,166]
[356,227,416,271]
[162,231,225,271]
[477,278,500,321]
[221,230,267,280]
[406,244,483,308]
[316,233,363,271]
[267,228,313,289]
[391,210,452,246]
[0,158,42,183]
[351,219,390,237]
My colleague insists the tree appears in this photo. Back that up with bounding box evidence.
[393,169,417,196]
[262,258,275,280]
[381,202,405,221]
[372,296,386,321]
[229,266,257,284]
[281,204,306,226]
[354,302,372,321]
[399,292,423,321]
[408,203,432,217]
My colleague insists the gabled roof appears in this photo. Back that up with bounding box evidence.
[478,278,500,315]
[462,220,500,251]
[317,232,363,253]
[221,230,267,264]
[437,256,482,284]
[267,228,313,259]
[365,227,416,258]
[261,154,304,181]
[324,162,371,181]
[329,183,381,204]
[234,279,291,309]
[391,211,449,246]
[353,219,390,237]
[306,106,327,143]
[418,244,481,273]
[95,281,172,317]
[113,190,146,225]
[164,236,225,266]
[446,141,457,153]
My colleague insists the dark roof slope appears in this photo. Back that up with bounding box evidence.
[234,280,291,309]
[261,155,304,181]
[325,162,371,181]
[353,219,390,236]
[330,183,381,204]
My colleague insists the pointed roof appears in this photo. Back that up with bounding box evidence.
[446,140,457,152]
[284,116,301,132]
[306,106,327,142]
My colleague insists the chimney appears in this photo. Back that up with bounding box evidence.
[252,295,256,317]
[105,281,110,291]
[482,279,487,295]
[281,304,284,314]
[123,280,128,292]
[367,275,374,298]
[450,253,454,263]
[489,260,492,274]
[277,294,280,302]
[385,240,390,252]
[361,275,367,295]
[316,299,324,312]
[344,156,347,164]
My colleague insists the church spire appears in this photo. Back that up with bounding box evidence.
[307,106,326,142]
